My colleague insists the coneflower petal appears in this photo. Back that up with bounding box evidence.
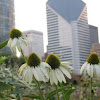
[86,63,91,77]
[55,68,66,83]
[50,70,53,85]
[80,62,87,74]
[7,38,12,47]
[60,66,71,79]
[51,70,58,85]
[40,66,49,79]
[11,38,18,48]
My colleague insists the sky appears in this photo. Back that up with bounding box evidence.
[14,0,100,52]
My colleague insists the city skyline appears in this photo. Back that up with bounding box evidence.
[14,0,100,52]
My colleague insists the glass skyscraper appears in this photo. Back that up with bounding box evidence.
[46,0,91,73]
[0,0,15,51]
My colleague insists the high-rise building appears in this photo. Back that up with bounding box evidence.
[0,0,15,51]
[46,0,91,72]
[89,25,99,47]
[23,30,44,59]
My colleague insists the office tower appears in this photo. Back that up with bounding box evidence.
[46,0,91,72]
[89,25,99,47]
[23,30,44,59]
[0,0,15,51]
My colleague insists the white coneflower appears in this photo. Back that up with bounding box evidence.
[80,52,100,78]
[19,53,51,83]
[45,54,72,85]
[7,29,29,56]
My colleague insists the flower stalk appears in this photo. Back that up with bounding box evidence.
[55,85,60,100]
[90,77,93,100]
[60,83,66,100]
[21,48,26,62]
[33,76,45,100]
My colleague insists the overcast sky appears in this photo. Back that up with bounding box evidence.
[14,0,100,52]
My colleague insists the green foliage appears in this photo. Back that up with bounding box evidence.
[27,52,41,67]
[65,89,76,100]
[45,54,61,69]
[0,81,12,91]
[0,66,33,99]
[0,56,6,64]
[82,82,88,87]
[0,40,8,49]
[9,29,22,39]
[1,45,100,100]
[0,52,11,57]
[22,94,40,99]
[0,93,5,99]
[92,82,100,87]
[3,55,25,68]
[46,87,75,100]
[87,52,99,64]
[59,82,76,100]
[46,89,61,99]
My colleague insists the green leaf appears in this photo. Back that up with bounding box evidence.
[12,88,30,94]
[92,82,100,87]
[0,93,4,98]
[46,89,61,99]
[65,89,76,100]
[6,94,16,99]
[0,40,8,49]
[0,56,6,64]
[0,81,12,91]
[49,97,55,100]
[22,94,40,99]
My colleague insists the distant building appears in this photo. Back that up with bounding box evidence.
[46,0,90,71]
[0,0,15,52]
[89,25,99,47]
[23,30,44,58]
[91,43,100,57]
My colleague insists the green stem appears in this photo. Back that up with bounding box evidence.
[33,77,44,100]
[21,49,26,62]
[90,77,92,100]
[55,85,60,100]
[60,83,66,100]
[81,82,83,100]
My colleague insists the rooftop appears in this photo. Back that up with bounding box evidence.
[47,0,85,22]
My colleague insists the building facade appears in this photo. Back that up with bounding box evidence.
[46,0,91,72]
[0,0,15,51]
[89,25,99,47]
[23,30,44,59]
